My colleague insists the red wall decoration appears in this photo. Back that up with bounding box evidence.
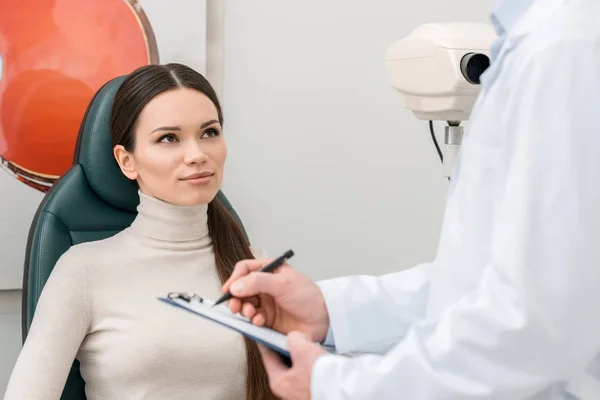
[0,0,159,192]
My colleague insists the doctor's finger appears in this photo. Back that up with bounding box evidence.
[241,302,272,326]
[228,296,259,314]
[250,309,267,326]
[229,271,287,299]
[241,302,258,320]
[223,258,273,291]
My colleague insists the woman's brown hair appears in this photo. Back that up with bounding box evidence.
[110,63,276,400]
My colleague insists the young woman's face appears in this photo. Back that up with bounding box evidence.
[114,88,227,206]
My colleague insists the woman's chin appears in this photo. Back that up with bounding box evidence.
[174,188,219,207]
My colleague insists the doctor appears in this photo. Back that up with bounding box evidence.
[223,0,600,398]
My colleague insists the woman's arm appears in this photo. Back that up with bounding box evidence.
[4,249,89,400]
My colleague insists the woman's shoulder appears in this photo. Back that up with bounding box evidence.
[60,230,131,266]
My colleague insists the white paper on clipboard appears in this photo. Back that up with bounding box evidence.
[158,294,292,359]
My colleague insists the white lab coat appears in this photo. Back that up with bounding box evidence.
[312,0,600,398]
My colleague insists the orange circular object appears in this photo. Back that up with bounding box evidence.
[0,0,158,192]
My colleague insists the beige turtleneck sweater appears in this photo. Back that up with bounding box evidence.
[4,192,250,400]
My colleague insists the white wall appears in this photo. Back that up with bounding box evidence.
[219,0,494,280]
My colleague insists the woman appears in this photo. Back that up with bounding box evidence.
[4,63,276,400]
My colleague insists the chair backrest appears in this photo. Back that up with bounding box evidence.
[21,75,248,400]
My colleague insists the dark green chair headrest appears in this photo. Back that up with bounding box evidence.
[75,75,140,211]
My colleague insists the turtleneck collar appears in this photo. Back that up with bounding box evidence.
[129,190,210,243]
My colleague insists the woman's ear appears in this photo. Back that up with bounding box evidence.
[113,145,138,180]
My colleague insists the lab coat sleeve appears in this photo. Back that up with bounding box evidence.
[4,248,89,400]
[311,39,600,399]
[316,262,431,355]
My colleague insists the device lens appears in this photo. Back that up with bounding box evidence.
[460,53,490,84]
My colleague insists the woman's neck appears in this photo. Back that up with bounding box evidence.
[129,191,210,244]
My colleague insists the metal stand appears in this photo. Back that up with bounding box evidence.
[443,121,464,180]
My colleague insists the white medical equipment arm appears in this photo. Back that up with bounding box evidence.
[385,22,497,179]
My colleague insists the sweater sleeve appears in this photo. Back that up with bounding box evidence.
[4,249,89,400]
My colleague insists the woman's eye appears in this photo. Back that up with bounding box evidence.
[203,128,220,138]
[158,134,178,143]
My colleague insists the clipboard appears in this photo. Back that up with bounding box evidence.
[159,292,303,366]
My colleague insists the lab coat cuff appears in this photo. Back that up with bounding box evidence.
[323,325,335,347]
[316,279,352,350]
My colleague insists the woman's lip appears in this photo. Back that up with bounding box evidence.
[181,172,213,180]
[180,175,213,185]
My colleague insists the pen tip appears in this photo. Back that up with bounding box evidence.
[284,249,294,258]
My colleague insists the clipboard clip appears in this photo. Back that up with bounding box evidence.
[167,292,204,303]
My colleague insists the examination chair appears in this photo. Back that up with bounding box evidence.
[21,75,249,400]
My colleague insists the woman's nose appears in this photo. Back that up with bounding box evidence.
[183,140,209,165]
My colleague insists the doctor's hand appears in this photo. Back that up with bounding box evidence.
[259,331,326,400]
[222,258,330,342]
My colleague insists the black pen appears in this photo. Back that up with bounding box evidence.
[212,249,294,307]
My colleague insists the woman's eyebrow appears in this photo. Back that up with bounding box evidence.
[151,126,181,134]
[200,119,220,128]
[150,119,219,134]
